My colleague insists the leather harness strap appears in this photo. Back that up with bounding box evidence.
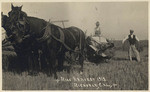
[36,22,82,54]
[67,29,76,42]
[58,28,65,43]
[36,23,51,42]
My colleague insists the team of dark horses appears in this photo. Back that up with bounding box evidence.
[2,4,114,78]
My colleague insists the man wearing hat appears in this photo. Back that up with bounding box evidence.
[94,21,101,37]
[122,30,140,61]
[89,21,107,57]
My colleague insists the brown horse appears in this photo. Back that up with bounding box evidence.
[7,5,86,78]
[2,13,40,74]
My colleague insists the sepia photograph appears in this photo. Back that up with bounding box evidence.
[1,1,148,90]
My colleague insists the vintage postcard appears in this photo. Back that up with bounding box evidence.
[1,0,149,91]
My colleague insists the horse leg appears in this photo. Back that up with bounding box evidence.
[52,59,58,79]
[57,53,65,72]
[78,53,84,74]
[45,55,52,76]
[47,49,58,79]
[38,49,42,71]
[28,53,34,75]
[33,51,39,75]
[41,53,47,73]
[51,57,58,79]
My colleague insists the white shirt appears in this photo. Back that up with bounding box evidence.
[122,34,139,44]
[93,26,101,36]
[95,27,100,32]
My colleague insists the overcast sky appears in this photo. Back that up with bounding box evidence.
[2,2,148,40]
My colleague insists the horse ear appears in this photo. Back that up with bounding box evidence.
[1,12,3,16]
[1,12,8,18]
[11,3,14,10]
[1,12,3,19]
[19,5,23,11]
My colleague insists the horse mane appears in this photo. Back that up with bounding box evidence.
[20,11,27,18]
[26,16,46,24]
[26,16,62,28]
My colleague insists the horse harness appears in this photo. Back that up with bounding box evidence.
[8,9,80,54]
[39,23,81,54]
[16,20,82,54]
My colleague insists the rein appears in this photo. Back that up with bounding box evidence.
[15,18,84,56]
[37,22,82,54]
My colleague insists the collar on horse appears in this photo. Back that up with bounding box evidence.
[36,22,52,42]
[16,18,82,54]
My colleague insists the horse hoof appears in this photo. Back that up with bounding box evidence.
[54,75,58,79]
[28,72,33,76]
[57,67,63,72]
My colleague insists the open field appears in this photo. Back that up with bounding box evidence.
[2,40,148,90]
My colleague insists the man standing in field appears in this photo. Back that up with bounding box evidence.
[122,30,140,61]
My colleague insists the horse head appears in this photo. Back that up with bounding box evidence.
[8,4,27,22]
[5,4,30,44]
[7,22,26,44]
[1,12,8,28]
[1,12,15,40]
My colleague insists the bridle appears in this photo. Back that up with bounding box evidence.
[16,20,31,40]
[6,19,30,44]
[9,9,21,22]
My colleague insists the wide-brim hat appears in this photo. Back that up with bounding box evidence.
[130,30,134,33]
[96,21,100,25]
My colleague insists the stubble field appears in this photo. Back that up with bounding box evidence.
[2,40,148,90]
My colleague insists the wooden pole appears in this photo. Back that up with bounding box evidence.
[51,20,69,23]
[50,20,69,28]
